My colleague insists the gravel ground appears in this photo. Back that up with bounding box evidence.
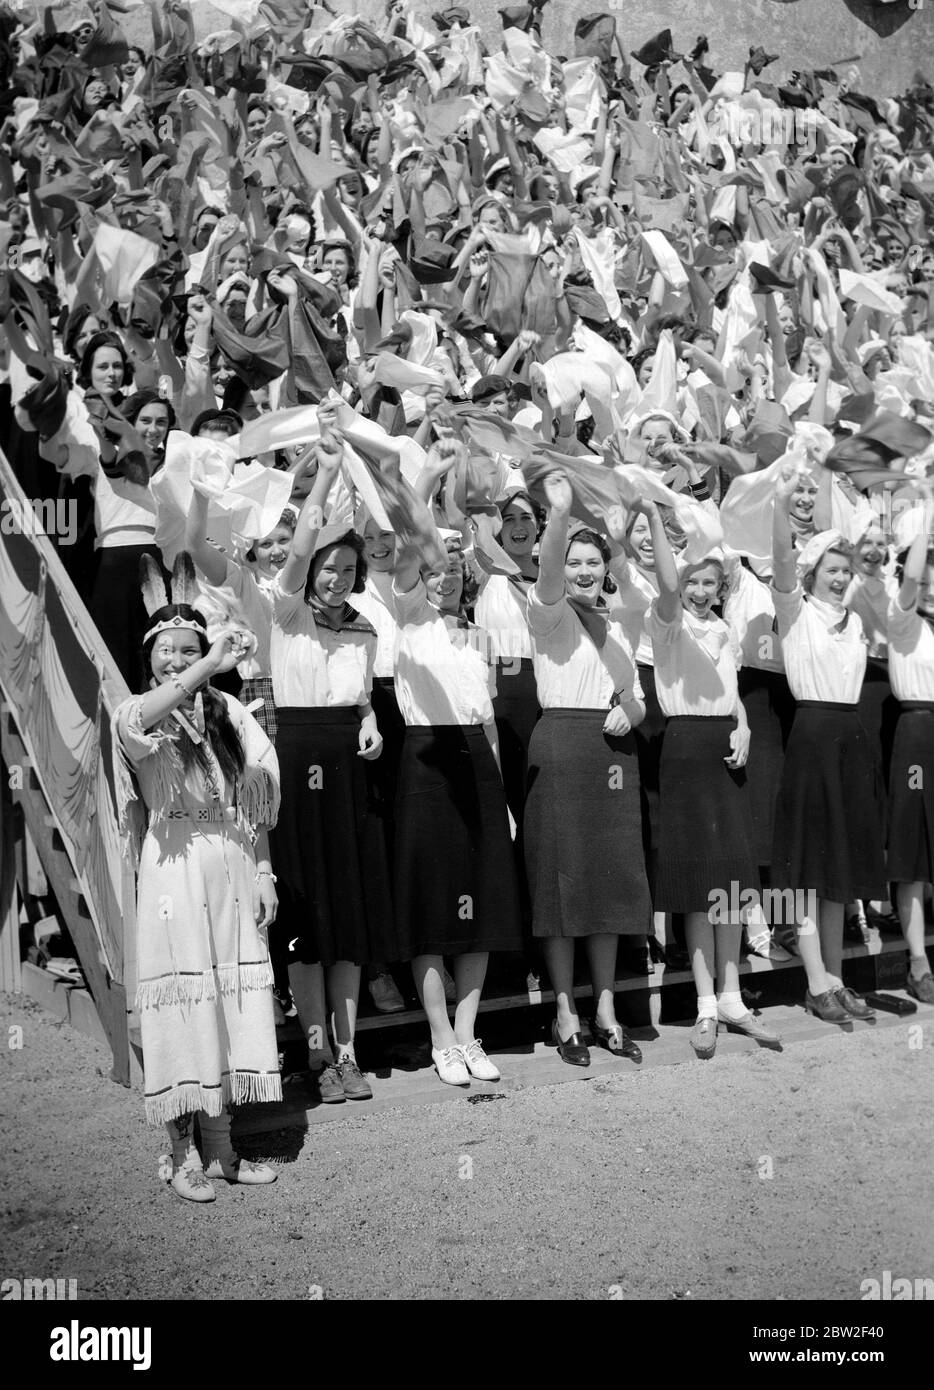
[1,992,933,1302]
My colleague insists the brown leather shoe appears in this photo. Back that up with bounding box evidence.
[551,1019,590,1067]
[833,987,876,1021]
[805,990,849,1023]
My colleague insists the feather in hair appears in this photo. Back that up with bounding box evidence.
[139,555,169,617]
[171,551,200,608]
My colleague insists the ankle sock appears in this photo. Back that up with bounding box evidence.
[696,993,717,1020]
[910,954,931,981]
[717,990,746,1022]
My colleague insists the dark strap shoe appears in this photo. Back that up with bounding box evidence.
[591,1019,642,1063]
[833,987,876,1021]
[551,1019,590,1067]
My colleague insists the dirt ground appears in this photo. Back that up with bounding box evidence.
[1,991,933,1302]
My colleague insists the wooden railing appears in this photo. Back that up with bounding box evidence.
[0,445,135,1084]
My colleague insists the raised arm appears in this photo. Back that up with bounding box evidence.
[184,489,228,587]
[277,419,343,595]
[898,488,934,612]
[535,471,573,606]
[771,466,800,593]
[646,502,680,623]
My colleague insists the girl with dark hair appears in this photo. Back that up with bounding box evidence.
[770,469,886,1024]
[524,472,651,1067]
[40,334,164,685]
[122,390,175,468]
[269,420,394,1104]
[390,445,522,1086]
[645,503,779,1058]
[111,554,281,1203]
[62,303,103,364]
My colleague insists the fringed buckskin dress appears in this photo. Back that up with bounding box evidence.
[112,690,282,1125]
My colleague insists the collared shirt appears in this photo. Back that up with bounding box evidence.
[527,587,642,712]
[846,573,895,661]
[887,596,934,702]
[724,563,785,674]
[392,579,495,727]
[352,570,399,679]
[772,584,866,703]
[474,573,533,661]
[611,561,658,668]
[645,602,740,717]
[271,578,376,708]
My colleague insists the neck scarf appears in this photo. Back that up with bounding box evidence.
[567,595,610,649]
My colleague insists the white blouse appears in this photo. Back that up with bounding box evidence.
[645,602,741,717]
[352,570,399,680]
[772,584,866,704]
[474,574,533,661]
[724,564,785,675]
[846,574,895,661]
[54,393,157,547]
[270,579,375,708]
[611,562,657,668]
[527,588,643,712]
[392,580,495,727]
[887,597,934,702]
[203,559,274,680]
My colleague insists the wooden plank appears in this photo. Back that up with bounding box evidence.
[0,766,22,993]
[1,719,130,1084]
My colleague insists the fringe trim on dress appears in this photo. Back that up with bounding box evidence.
[144,1070,283,1125]
[237,764,281,835]
[135,961,274,1011]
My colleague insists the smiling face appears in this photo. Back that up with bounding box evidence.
[639,418,676,459]
[918,561,934,619]
[150,628,204,685]
[90,346,125,396]
[247,107,267,141]
[362,519,395,573]
[564,539,606,607]
[627,513,654,570]
[424,541,464,612]
[680,561,722,619]
[789,474,818,525]
[322,246,351,287]
[134,402,170,456]
[312,543,358,606]
[338,173,363,208]
[500,498,536,558]
[810,548,852,605]
[251,523,292,578]
[637,354,656,387]
[219,243,250,279]
[855,524,887,576]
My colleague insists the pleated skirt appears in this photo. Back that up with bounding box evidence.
[654,715,759,915]
[771,702,886,903]
[492,657,541,822]
[524,708,651,938]
[632,662,666,881]
[393,725,522,958]
[272,707,396,967]
[888,702,934,884]
[737,666,796,867]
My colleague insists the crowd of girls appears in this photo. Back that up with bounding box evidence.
[2,2,933,1201]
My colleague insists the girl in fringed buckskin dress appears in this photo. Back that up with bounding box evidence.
[112,553,282,1204]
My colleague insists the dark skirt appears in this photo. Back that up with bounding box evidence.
[888,702,934,884]
[654,715,759,915]
[524,708,651,938]
[632,662,665,882]
[492,657,541,822]
[240,675,276,743]
[737,666,796,867]
[858,658,899,792]
[91,543,165,689]
[393,724,522,958]
[272,707,396,967]
[771,702,886,903]
[367,677,406,856]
